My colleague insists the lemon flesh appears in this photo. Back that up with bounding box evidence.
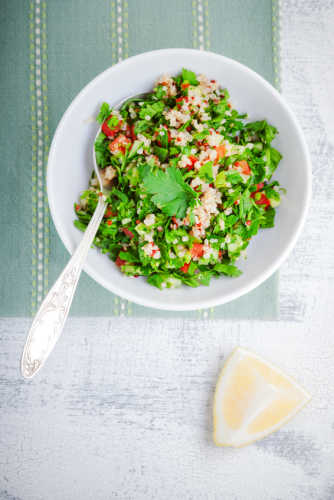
[213,347,311,447]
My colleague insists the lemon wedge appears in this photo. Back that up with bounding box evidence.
[213,347,311,447]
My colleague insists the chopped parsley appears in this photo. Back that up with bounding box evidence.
[74,70,284,290]
[143,166,198,218]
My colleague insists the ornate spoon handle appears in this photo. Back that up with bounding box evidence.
[21,196,107,379]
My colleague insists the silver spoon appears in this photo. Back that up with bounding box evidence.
[21,93,147,379]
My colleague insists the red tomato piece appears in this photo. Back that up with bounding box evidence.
[180,262,190,273]
[130,124,137,141]
[108,134,131,154]
[191,243,204,258]
[126,123,137,141]
[104,208,113,218]
[254,193,271,208]
[115,256,126,267]
[186,155,197,171]
[121,228,134,239]
[235,160,251,175]
[102,114,122,137]
[215,144,227,161]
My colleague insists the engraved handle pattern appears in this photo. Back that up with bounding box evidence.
[21,196,107,378]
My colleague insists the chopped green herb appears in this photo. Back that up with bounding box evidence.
[181,68,199,86]
[143,166,197,218]
[96,102,111,124]
[74,69,284,290]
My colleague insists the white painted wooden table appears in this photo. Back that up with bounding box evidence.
[1,2,334,498]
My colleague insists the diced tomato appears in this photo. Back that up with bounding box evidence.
[218,250,222,258]
[256,182,264,191]
[180,262,190,273]
[246,220,251,226]
[191,243,204,258]
[102,121,113,137]
[132,125,137,141]
[108,134,131,154]
[172,216,178,226]
[234,160,251,175]
[115,256,126,267]
[75,204,80,211]
[254,192,271,208]
[127,124,136,141]
[121,228,134,239]
[176,97,184,103]
[181,82,190,89]
[153,129,163,147]
[234,199,240,205]
[136,219,141,224]
[186,155,197,171]
[104,208,113,218]
[215,144,227,161]
[107,220,113,226]
[102,114,122,138]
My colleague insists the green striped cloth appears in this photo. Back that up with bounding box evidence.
[1,0,281,318]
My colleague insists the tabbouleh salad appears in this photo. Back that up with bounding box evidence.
[74,69,284,290]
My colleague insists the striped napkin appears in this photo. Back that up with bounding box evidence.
[0,0,281,318]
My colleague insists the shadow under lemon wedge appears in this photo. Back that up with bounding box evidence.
[213,347,311,447]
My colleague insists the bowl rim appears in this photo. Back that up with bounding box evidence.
[47,48,312,311]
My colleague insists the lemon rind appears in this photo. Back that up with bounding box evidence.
[213,346,311,448]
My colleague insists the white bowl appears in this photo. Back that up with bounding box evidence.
[47,48,311,311]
